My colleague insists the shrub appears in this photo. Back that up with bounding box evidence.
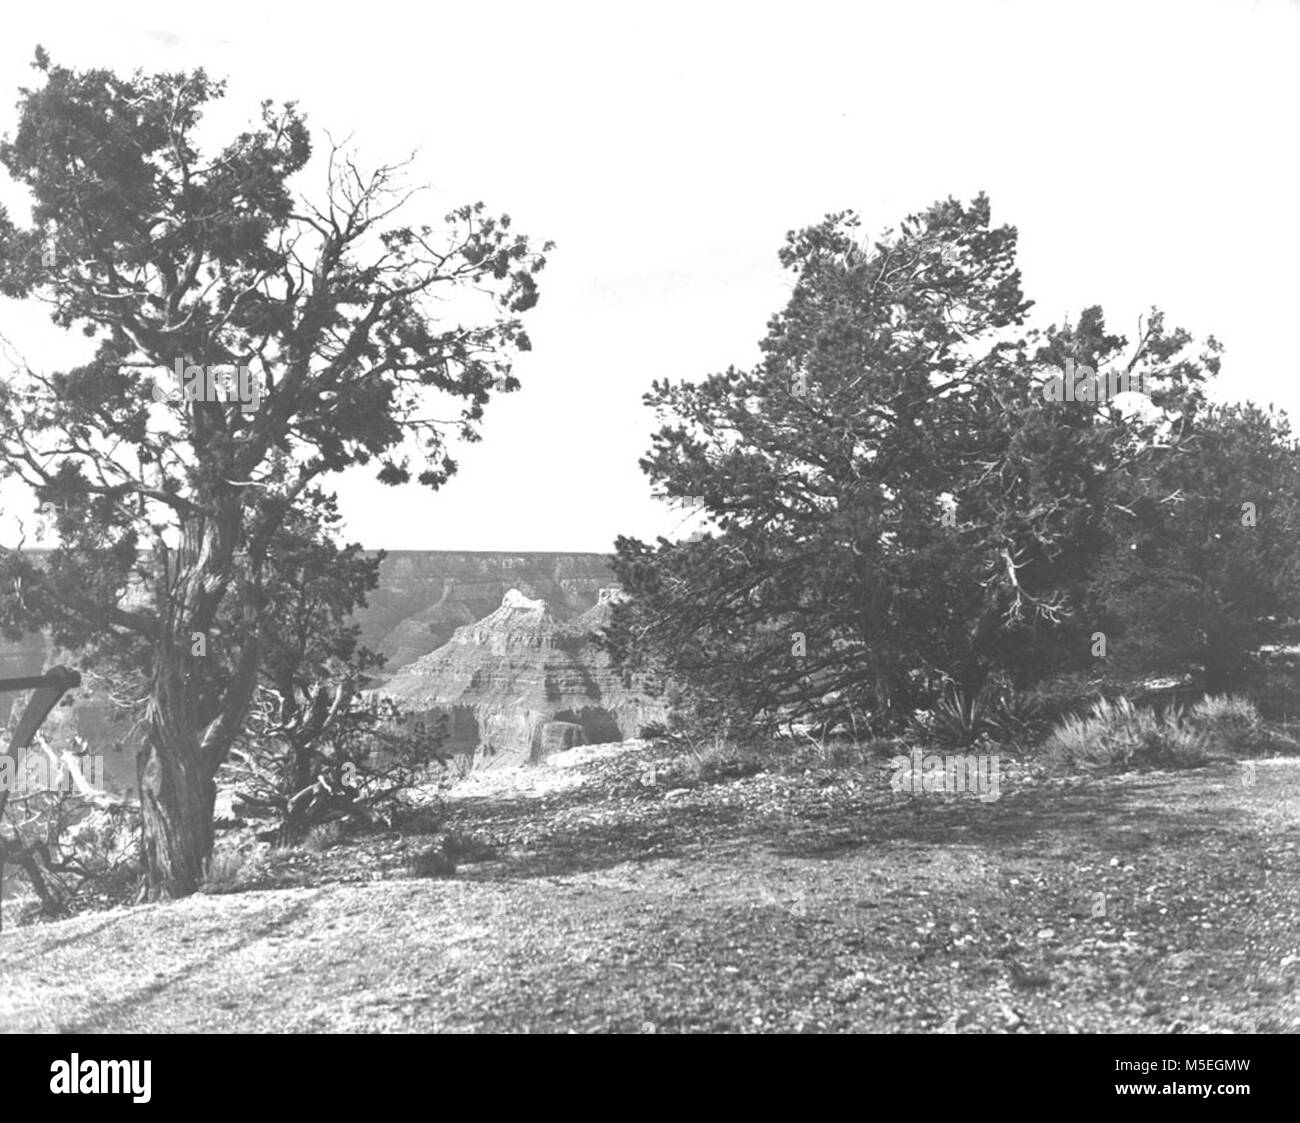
[200,847,264,895]
[780,734,897,771]
[667,729,901,783]
[301,821,344,853]
[629,677,771,756]
[1043,696,1211,773]
[685,738,766,783]
[911,685,1045,749]
[440,830,499,863]
[825,742,879,768]
[1188,695,1268,753]
[391,801,445,836]
[407,844,455,878]
[224,691,451,845]
[0,740,142,918]
[1246,667,1300,722]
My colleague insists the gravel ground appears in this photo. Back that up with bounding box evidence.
[2,742,1298,1033]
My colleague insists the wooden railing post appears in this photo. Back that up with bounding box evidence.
[0,667,81,932]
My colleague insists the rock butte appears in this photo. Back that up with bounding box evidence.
[377,586,664,770]
[0,552,660,795]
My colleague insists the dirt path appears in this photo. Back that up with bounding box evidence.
[3,744,1298,1033]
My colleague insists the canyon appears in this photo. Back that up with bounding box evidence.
[379,587,665,770]
[353,551,619,679]
[0,551,661,793]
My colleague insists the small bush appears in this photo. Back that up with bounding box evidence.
[391,801,444,836]
[0,758,143,919]
[200,848,264,895]
[407,845,455,878]
[1188,695,1267,753]
[780,736,896,771]
[225,689,451,845]
[685,739,766,783]
[301,821,344,853]
[662,731,902,784]
[825,743,872,768]
[1043,696,1211,773]
[1246,668,1300,722]
[440,830,499,863]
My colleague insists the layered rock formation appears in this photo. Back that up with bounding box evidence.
[357,552,618,678]
[379,587,665,770]
[0,551,617,708]
[0,552,638,785]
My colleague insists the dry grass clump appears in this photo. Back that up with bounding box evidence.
[1043,696,1211,773]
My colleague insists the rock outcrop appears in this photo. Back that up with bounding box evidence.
[0,552,637,786]
[356,552,618,678]
[0,550,616,710]
[379,588,665,770]
[538,721,586,754]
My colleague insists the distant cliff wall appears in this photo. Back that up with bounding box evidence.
[359,552,617,678]
[0,550,620,764]
[378,589,665,770]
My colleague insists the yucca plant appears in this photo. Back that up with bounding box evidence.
[932,688,986,747]
[916,684,1043,748]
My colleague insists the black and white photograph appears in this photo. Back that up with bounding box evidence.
[0,0,1295,1091]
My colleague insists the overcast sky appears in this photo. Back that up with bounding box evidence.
[1,0,1296,552]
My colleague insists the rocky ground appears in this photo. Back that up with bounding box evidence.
[2,739,1298,1033]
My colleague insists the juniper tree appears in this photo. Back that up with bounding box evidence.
[609,196,1217,732]
[0,51,550,895]
[1092,401,1300,695]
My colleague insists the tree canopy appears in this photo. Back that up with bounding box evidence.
[0,51,551,894]
[607,195,1283,735]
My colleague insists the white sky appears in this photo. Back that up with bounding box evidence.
[0,0,1296,552]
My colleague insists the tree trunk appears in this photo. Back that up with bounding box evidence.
[1200,637,1243,698]
[138,724,215,899]
[1202,663,1233,698]
[135,509,262,897]
[137,655,216,898]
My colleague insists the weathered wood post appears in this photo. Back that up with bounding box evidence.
[0,667,81,932]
